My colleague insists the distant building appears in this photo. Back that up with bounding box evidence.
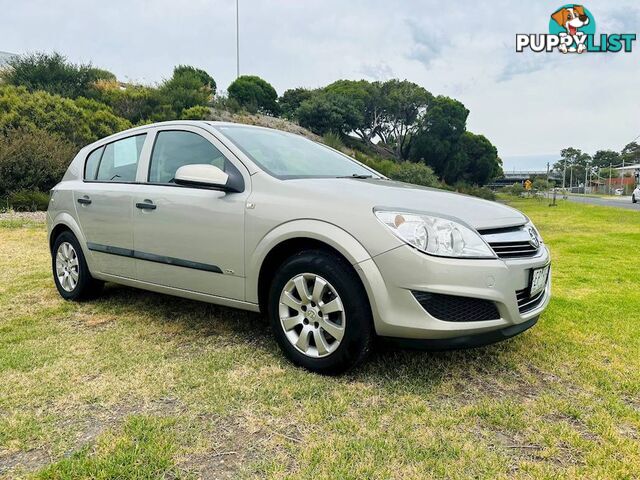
[0,51,17,67]
[614,163,640,177]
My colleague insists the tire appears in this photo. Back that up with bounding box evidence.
[633,195,637,204]
[268,249,373,375]
[51,231,103,300]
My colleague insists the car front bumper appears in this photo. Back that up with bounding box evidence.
[354,244,551,341]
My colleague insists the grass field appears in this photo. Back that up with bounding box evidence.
[1,198,639,479]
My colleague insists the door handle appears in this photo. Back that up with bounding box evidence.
[136,200,157,210]
[77,196,92,205]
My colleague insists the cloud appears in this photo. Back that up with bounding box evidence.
[497,53,567,82]
[359,63,394,80]
[600,6,640,32]
[405,19,448,67]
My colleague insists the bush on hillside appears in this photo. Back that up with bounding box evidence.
[1,52,115,99]
[91,80,164,124]
[0,85,130,146]
[180,105,210,120]
[354,152,439,188]
[0,129,76,196]
[228,75,279,115]
[321,132,344,151]
[158,65,216,118]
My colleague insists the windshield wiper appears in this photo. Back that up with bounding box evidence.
[337,174,373,179]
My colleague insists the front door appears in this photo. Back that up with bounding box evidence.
[132,127,250,300]
[74,134,148,278]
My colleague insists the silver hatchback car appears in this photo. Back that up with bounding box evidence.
[47,121,551,373]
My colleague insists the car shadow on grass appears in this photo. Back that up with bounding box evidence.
[90,283,536,394]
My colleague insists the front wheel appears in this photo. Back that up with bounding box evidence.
[52,231,103,300]
[268,250,373,375]
[633,194,637,204]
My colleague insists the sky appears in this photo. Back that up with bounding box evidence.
[1,0,638,170]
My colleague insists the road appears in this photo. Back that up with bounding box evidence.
[564,194,640,211]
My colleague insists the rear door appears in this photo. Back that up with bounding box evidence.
[74,134,149,278]
[131,126,250,300]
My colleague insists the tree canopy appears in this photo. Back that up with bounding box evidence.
[227,75,279,115]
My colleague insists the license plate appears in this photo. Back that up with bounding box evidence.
[530,265,550,296]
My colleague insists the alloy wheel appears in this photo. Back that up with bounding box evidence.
[55,241,79,292]
[278,273,346,358]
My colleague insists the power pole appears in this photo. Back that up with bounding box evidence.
[569,166,573,192]
[609,163,612,194]
[562,158,567,190]
[236,0,240,79]
[584,162,588,195]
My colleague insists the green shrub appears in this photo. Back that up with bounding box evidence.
[504,182,525,196]
[180,105,210,120]
[7,190,50,211]
[1,52,115,99]
[321,132,344,151]
[353,152,439,188]
[453,184,496,201]
[157,65,215,118]
[91,81,164,124]
[0,85,130,146]
[0,129,76,196]
[228,75,279,115]
[390,162,439,187]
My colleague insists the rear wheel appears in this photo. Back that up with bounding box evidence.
[52,231,103,300]
[268,250,373,374]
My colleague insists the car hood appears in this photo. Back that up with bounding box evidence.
[286,178,527,230]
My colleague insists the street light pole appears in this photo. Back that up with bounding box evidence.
[236,0,240,79]
[584,162,588,195]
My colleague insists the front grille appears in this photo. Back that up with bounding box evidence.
[412,291,500,322]
[516,288,545,313]
[488,241,539,258]
[478,225,540,259]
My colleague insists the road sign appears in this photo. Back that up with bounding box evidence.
[524,179,532,191]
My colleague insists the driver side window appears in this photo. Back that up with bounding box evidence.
[148,130,233,184]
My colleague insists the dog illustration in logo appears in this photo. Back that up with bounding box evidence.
[551,5,590,53]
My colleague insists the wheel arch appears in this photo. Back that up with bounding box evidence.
[249,220,373,313]
[48,213,88,255]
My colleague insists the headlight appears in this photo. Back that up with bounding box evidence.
[375,210,496,258]
[525,221,544,245]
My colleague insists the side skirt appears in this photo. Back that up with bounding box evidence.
[94,272,261,313]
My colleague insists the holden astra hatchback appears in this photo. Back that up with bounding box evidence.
[47,121,551,374]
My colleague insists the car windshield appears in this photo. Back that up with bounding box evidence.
[215,125,381,179]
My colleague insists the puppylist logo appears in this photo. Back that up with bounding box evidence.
[516,4,636,54]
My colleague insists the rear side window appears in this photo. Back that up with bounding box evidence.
[84,147,104,180]
[91,134,146,182]
[148,130,238,184]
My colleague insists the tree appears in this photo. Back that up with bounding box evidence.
[1,52,115,99]
[296,92,362,136]
[378,80,432,160]
[324,80,385,143]
[0,85,130,146]
[452,132,502,185]
[279,88,314,119]
[409,95,468,180]
[227,75,279,115]
[553,147,592,186]
[621,141,640,164]
[592,149,620,168]
[158,65,216,118]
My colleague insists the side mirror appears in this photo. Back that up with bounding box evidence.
[174,164,234,191]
